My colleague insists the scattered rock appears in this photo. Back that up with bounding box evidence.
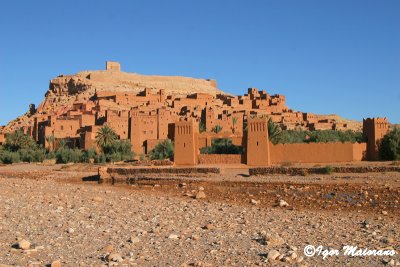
[66,228,74,234]
[168,234,179,239]
[195,191,206,199]
[107,253,123,262]
[102,244,114,253]
[17,240,30,250]
[92,196,103,202]
[259,231,285,247]
[279,199,289,207]
[250,199,259,205]
[266,250,280,261]
[382,210,388,215]
[50,260,62,267]
[129,236,140,244]
[203,224,214,230]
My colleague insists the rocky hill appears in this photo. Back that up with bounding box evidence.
[1,61,362,133]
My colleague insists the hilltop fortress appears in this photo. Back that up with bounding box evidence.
[0,61,385,166]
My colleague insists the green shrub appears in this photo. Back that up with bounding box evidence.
[19,147,46,162]
[55,148,83,164]
[149,139,174,160]
[200,138,243,154]
[0,150,21,164]
[4,130,37,152]
[94,154,106,163]
[323,165,334,174]
[102,140,135,162]
[380,127,400,160]
[81,149,97,163]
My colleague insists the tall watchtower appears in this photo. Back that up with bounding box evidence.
[174,120,198,165]
[363,117,389,161]
[246,118,270,166]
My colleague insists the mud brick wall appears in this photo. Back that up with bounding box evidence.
[270,142,367,164]
[249,166,400,176]
[198,154,243,164]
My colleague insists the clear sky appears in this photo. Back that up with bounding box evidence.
[0,0,399,125]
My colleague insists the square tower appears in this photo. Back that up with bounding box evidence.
[106,61,121,71]
[174,120,198,165]
[246,118,270,166]
[363,117,389,161]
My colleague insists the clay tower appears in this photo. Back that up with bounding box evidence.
[363,117,389,160]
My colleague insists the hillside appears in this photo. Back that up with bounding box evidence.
[1,62,362,134]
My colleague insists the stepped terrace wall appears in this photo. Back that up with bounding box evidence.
[270,142,367,164]
[198,154,243,165]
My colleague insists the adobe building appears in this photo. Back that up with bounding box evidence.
[0,61,391,166]
[0,133,5,145]
[173,117,386,166]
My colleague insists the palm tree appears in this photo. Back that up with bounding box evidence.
[96,125,117,149]
[267,117,282,144]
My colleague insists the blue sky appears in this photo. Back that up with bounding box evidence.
[0,0,399,125]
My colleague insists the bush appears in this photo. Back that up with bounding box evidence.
[94,153,106,164]
[0,150,20,164]
[4,130,37,152]
[323,165,334,174]
[149,139,174,160]
[380,127,400,160]
[81,149,97,163]
[102,140,135,162]
[19,147,46,163]
[0,133,46,163]
[55,148,84,164]
[200,138,243,154]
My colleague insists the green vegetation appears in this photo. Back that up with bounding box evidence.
[0,130,46,164]
[95,126,135,163]
[55,148,84,164]
[0,126,135,164]
[102,140,135,162]
[246,117,363,144]
[323,165,334,174]
[380,127,400,160]
[149,139,174,160]
[278,129,364,144]
[232,117,238,133]
[212,125,223,134]
[199,122,206,133]
[267,118,282,144]
[96,125,118,148]
[200,138,243,154]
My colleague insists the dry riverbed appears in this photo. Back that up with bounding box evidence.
[0,163,399,267]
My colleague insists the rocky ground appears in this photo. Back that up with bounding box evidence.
[0,163,399,267]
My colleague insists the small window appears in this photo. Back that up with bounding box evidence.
[257,141,259,146]
[184,142,186,148]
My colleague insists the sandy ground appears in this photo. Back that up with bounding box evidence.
[0,163,399,267]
